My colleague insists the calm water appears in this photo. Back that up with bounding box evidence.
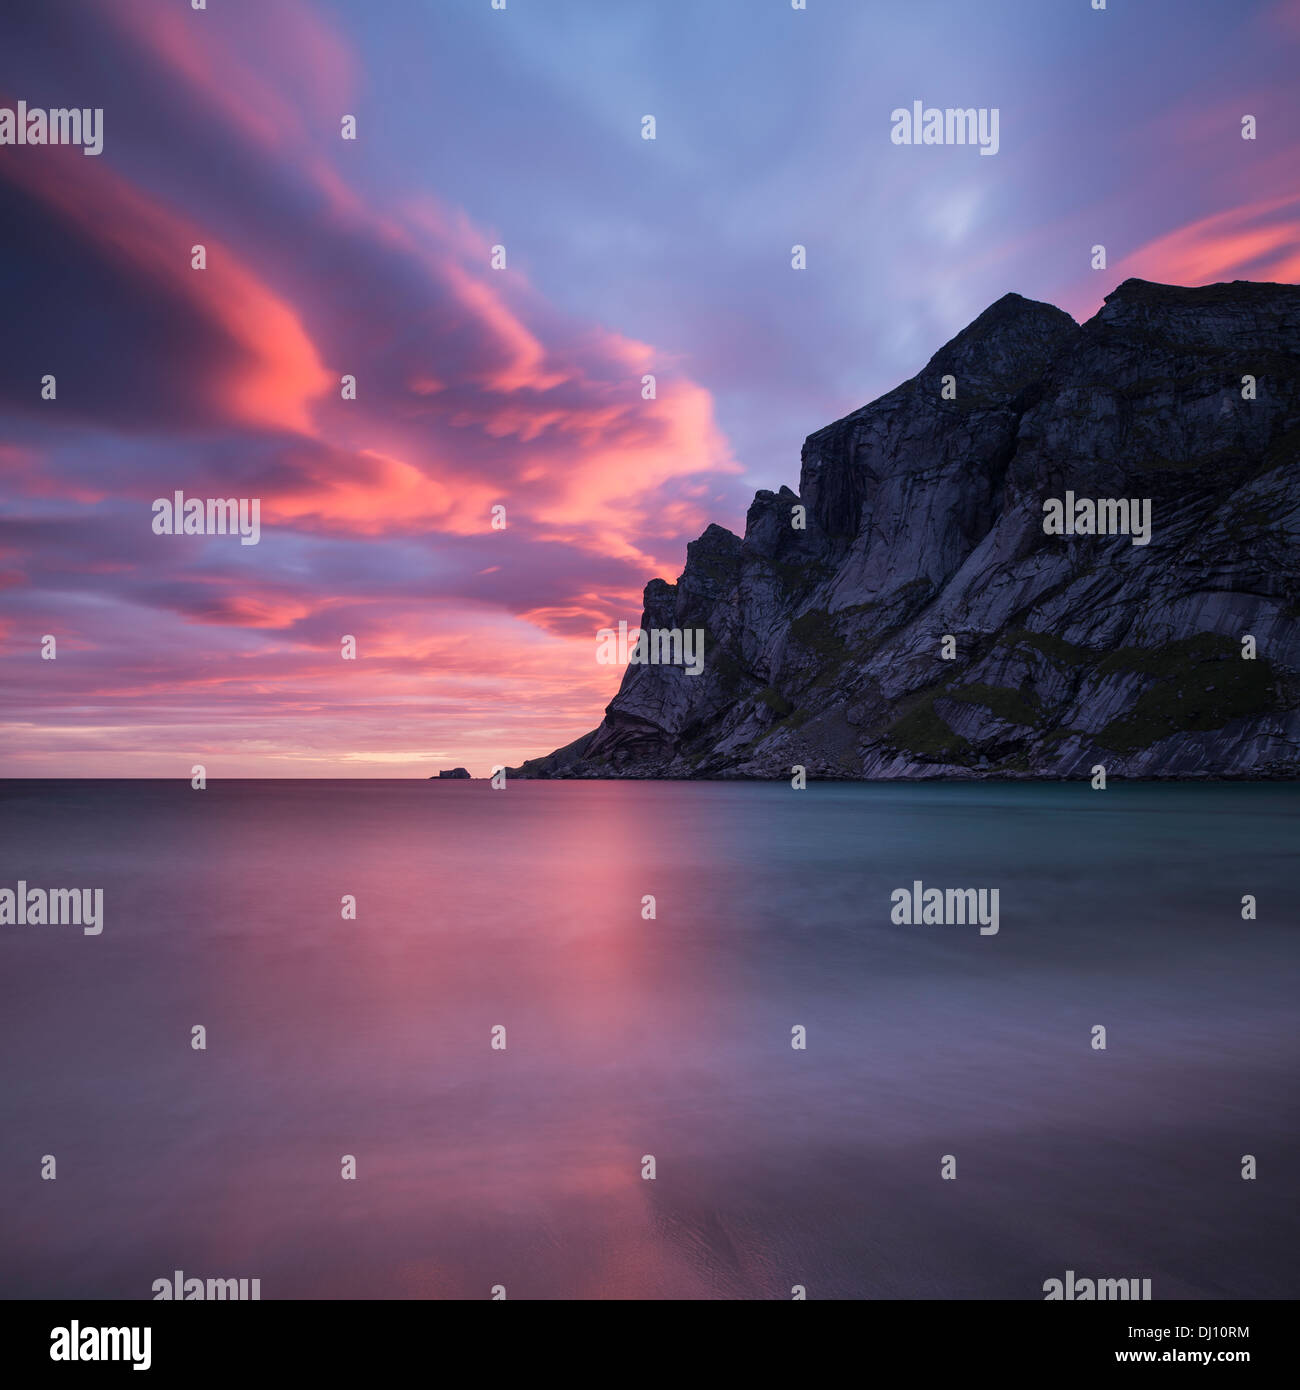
[1,779,1296,1300]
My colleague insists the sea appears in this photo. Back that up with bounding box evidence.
[1,778,1296,1299]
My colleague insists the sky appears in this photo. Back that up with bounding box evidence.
[1,0,1298,777]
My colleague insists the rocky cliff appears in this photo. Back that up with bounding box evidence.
[510,279,1300,780]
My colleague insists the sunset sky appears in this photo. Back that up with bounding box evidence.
[2,0,1298,777]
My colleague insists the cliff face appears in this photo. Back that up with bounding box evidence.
[511,279,1300,780]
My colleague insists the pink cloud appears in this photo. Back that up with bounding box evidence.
[0,144,334,433]
[1116,192,1300,287]
[106,0,357,156]
[0,0,749,776]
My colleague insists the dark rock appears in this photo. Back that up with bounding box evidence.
[509,280,1300,780]
[432,768,471,779]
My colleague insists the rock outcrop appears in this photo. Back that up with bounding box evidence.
[433,768,471,779]
[510,280,1300,779]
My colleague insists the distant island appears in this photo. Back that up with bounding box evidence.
[510,279,1300,781]
[430,768,471,779]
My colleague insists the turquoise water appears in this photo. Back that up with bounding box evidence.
[1,779,1296,1298]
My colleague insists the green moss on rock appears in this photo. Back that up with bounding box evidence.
[885,691,972,758]
[997,627,1092,667]
[1097,637,1275,751]
[944,683,1042,726]
[757,686,794,716]
[789,609,848,659]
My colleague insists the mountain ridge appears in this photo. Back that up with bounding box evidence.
[509,278,1300,780]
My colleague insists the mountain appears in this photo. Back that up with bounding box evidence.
[509,279,1300,780]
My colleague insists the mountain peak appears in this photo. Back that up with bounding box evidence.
[923,291,1078,387]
